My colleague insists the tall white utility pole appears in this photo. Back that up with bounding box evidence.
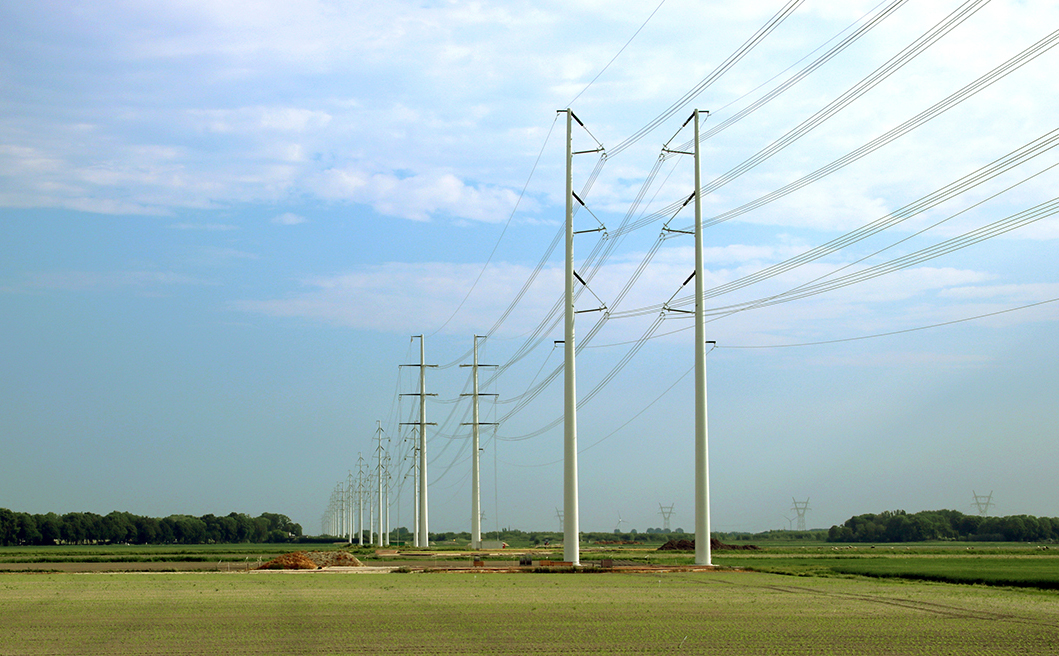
[383,449,391,546]
[367,471,374,546]
[692,109,713,567]
[357,453,365,546]
[374,422,385,548]
[347,471,354,543]
[410,427,419,545]
[400,338,436,547]
[561,108,580,566]
[461,335,497,550]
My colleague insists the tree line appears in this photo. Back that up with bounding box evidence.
[0,509,303,546]
[828,509,1059,543]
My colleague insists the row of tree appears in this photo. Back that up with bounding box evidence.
[0,509,302,546]
[828,509,1059,543]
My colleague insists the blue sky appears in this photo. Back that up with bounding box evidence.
[3,0,1058,535]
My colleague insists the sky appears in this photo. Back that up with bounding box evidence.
[2,0,1058,536]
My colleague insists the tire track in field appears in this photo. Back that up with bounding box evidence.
[652,572,1059,629]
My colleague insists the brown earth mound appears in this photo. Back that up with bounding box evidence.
[259,552,319,570]
[310,551,364,567]
[258,551,364,570]
[658,538,760,551]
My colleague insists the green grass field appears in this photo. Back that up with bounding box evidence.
[710,542,1059,589]
[2,542,1059,654]
[2,569,1059,655]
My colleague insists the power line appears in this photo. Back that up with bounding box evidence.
[609,0,806,156]
[717,296,1059,350]
[567,0,668,107]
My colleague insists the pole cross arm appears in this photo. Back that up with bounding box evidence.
[664,304,693,314]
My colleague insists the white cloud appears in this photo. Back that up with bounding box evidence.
[271,213,307,226]
[4,270,211,293]
[232,260,561,335]
[315,168,525,223]
[170,222,237,231]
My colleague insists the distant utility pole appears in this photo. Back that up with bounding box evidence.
[971,490,995,516]
[356,453,365,545]
[383,448,392,546]
[400,336,437,547]
[555,508,564,533]
[346,471,354,544]
[374,422,386,548]
[407,427,419,545]
[461,335,497,550]
[791,498,811,531]
[659,503,675,532]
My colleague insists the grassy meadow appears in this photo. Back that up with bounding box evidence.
[3,569,1059,655]
[2,541,1058,654]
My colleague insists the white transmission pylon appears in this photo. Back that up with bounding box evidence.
[791,498,811,531]
[971,490,995,516]
[659,503,675,532]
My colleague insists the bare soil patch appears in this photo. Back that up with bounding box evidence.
[258,551,364,570]
[658,537,760,551]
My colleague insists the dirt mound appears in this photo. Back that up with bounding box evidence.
[308,551,364,567]
[258,551,364,570]
[658,538,760,551]
[259,552,320,570]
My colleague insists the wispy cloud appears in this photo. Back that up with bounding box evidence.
[170,222,238,231]
[271,212,307,225]
[3,270,212,293]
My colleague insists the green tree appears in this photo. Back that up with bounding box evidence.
[36,513,62,545]
[0,508,15,546]
[15,513,41,545]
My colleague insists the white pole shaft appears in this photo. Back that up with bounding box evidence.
[413,430,419,546]
[471,336,482,550]
[377,450,383,548]
[358,458,364,546]
[387,464,391,546]
[562,109,580,566]
[418,336,429,548]
[693,109,712,567]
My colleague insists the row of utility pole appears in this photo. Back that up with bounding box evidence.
[323,333,497,550]
[558,108,713,566]
[324,109,713,565]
